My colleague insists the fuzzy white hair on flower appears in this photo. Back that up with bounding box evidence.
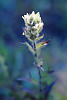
[22,11,44,40]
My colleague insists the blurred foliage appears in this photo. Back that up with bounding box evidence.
[0,0,67,100]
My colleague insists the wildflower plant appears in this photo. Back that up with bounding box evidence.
[22,11,49,71]
[21,11,54,99]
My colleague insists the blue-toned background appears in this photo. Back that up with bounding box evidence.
[0,0,67,100]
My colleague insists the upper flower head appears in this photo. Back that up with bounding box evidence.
[22,11,44,40]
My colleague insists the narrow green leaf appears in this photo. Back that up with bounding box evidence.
[36,48,40,56]
[35,57,45,71]
[17,78,38,85]
[25,42,35,54]
[35,57,43,66]
[36,41,47,49]
[35,34,44,41]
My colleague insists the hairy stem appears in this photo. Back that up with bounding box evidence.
[33,42,42,93]
[37,66,42,93]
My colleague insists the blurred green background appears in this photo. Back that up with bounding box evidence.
[0,0,67,100]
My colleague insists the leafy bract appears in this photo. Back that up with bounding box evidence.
[25,42,35,54]
[35,34,44,41]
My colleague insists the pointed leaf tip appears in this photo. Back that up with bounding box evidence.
[45,39,50,43]
[25,42,35,54]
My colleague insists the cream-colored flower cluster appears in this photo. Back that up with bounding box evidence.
[22,11,44,40]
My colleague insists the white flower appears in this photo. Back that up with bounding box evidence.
[22,11,44,40]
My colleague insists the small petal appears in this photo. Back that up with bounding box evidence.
[36,12,40,17]
[22,32,25,35]
[22,16,24,19]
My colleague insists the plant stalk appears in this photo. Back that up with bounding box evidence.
[33,41,42,93]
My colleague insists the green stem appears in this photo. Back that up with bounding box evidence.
[33,41,42,93]
[37,66,42,93]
